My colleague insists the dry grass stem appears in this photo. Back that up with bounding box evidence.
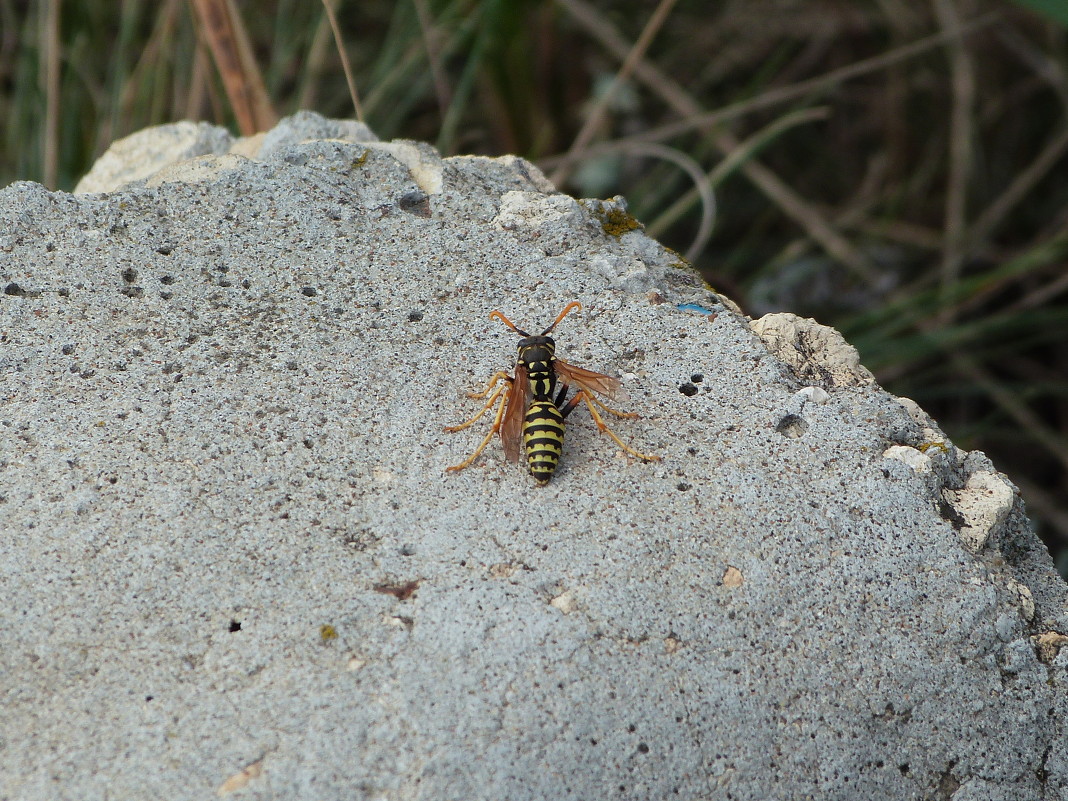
[39,0,60,188]
[413,0,452,121]
[189,0,276,134]
[610,142,717,262]
[322,0,364,122]
[297,7,337,111]
[949,350,1068,475]
[646,107,830,248]
[545,6,999,168]
[967,123,1068,250]
[556,0,878,282]
[934,0,977,324]
[550,0,679,186]
[1004,266,1068,314]
[185,42,210,120]
[118,1,182,125]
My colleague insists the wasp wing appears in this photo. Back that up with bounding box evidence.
[554,359,626,400]
[499,361,529,463]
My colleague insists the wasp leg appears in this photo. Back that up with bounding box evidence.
[567,390,660,462]
[553,380,571,410]
[464,371,514,400]
[560,387,638,420]
[445,387,510,472]
[444,376,513,434]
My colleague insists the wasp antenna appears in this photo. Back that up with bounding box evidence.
[542,301,582,335]
[489,310,530,336]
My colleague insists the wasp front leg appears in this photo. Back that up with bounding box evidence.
[463,371,514,401]
[444,373,513,434]
[444,378,512,472]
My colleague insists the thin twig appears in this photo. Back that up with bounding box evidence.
[949,350,1068,476]
[646,107,830,251]
[413,0,452,121]
[967,122,1068,250]
[933,0,976,325]
[549,0,679,186]
[543,3,998,170]
[40,0,60,188]
[119,0,181,124]
[322,0,363,122]
[1003,261,1068,314]
[189,0,276,134]
[1012,475,1068,545]
[297,5,337,110]
[554,0,879,283]
[605,142,717,262]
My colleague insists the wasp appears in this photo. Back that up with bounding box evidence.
[444,301,658,484]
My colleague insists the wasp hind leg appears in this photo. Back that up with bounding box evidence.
[563,390,659,462]
[444,383,510,472]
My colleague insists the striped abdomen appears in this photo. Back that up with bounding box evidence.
[524,400,565,484]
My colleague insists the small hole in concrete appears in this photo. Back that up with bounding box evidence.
[775,414,808,438]
[398,191,431,216]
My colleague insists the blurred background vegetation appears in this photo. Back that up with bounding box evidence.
[2,0,1067,572]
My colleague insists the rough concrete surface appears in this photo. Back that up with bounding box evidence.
[2,111,1067,800]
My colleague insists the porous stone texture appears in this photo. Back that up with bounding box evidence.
[750,311,874,387]
[2,112,1067,800]
[73,120,235,194]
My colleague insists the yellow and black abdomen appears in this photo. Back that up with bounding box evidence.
[523,400,565,484]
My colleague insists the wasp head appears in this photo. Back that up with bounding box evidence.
[489,302,580,368]
[517,335,555,366]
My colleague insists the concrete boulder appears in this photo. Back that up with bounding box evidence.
[1,112,1066,800]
